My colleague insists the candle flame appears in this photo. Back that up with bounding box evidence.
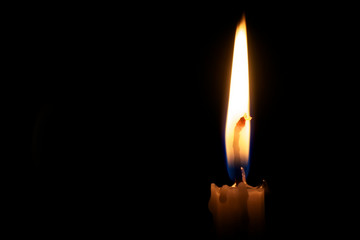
[225,14,251,181]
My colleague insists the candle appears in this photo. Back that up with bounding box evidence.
[208,14,265,239]
[209,178,265,238]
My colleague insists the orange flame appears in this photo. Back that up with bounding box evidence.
[225,15,251,179]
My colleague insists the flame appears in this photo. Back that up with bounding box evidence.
[225,14,251,181]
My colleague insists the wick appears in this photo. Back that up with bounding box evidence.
[241,167,247,184]
[234,167,247,186]
[233,114,251,186]
[233,117,245,163]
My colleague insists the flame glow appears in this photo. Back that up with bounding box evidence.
[225,15,251,181]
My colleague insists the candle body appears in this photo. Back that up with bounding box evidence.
[209,182,265,239]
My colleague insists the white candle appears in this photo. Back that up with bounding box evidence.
[209,174,265,238]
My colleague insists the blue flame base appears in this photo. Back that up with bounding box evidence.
[227,162,249,182]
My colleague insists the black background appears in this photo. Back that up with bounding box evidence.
[9,2,359,239]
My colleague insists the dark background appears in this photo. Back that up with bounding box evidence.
[9,2,358,239]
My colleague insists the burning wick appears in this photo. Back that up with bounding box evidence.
[233,167,247,187]
[233,114,252,186]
